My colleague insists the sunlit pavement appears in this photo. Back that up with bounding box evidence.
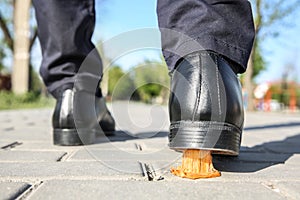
[0,102,299,199]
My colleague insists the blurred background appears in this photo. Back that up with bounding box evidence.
[0,0,299,112]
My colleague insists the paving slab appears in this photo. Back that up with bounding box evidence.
[0,161,143,179]
[0,105,300,199]
[28,180,284,200]
[275,181,300,199]
[0,150,66,162]
[68,148,181,162]
[0,181,31,200]
[6,141,80,151]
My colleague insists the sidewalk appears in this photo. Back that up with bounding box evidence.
[0,102,299,199]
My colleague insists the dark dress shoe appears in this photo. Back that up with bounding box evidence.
[95,97,115,136]
[169,51,244,155]
[53,89,115,146]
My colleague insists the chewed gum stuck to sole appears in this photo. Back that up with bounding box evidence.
[171,149,221,179]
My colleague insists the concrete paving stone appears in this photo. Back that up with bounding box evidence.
[149,160,270,181]
[0,161,143,178]
[284,154,300,165]
[243,132,299,145]
[0,109,51,122]
[274,181,300,199]
[0,118,12,124]
[68,148,181,162]
[0,106,299,199]
[0,181,31,200]
[1,126,15,132]
[211,160,290,175]
[9,140,138,152]
[253,163,300,180]
[134,138,169,150]
[240,134,262,147]
[90,140,140,150]
[68,149,181,165]
[244,112,300,127]
[214,151,292,163]
[95,131,168,144]
[10,141,80,151]
[28,180,284,200]
[0,130,51,142]
[152,161,299,183]
[0,141,20,149]
[0,150,67,162]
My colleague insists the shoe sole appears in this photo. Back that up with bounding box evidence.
[169,121,242,156]
[53,128,96,146]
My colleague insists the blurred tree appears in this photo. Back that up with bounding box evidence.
[244,0,300,110]
[133,58,169,103]
[108,66,124,96]
[29,64,42,94]
[0,47,5,72]
[252,43,265,78]
[240,41,266,85]
[108,66,136,100]
[0,0,37,93]
[97,41,109,96]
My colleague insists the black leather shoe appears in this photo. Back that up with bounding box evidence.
[95,97,115,136]
[53,89,115,146]
[169,51,244,155]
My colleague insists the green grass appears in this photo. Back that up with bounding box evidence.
[0,91,55,110]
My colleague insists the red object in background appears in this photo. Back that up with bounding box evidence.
[290,85,296,112]
[0,74,12,91]
[264,89,272,112]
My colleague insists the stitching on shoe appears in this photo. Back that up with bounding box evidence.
[170,120,241,133]
[215,55,222,118]
[192,54,201,122]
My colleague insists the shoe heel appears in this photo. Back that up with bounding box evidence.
[53,129,96,146]
[169,121,241,155]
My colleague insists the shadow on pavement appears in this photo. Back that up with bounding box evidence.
[94,124,300,174]
[95,130,168,143]
[214,133,300,173]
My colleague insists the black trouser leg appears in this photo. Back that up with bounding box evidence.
[33,0,102,98]
[157,0,255,73]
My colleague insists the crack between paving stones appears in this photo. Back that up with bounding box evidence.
[135,143,143,151]
[261,182,290,199]
[56,150,77,162]
[139,162,164,181]
[1,141,23,150]
[15,181,43,200]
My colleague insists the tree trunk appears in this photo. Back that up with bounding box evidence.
[98,44,109,97]
[244,49,255,111]
[12,0,31,94]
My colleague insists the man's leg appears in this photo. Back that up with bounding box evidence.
[157,0,255,178]
[33,0,101,98]
[33,0,115,145]
[157,0,255,72]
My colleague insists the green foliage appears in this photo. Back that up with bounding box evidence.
[29,65,43,93]
[269,82,300,107]
[108,66,136,100]
[280,92,290,106]
[252,42,266,78]
[0,46,5,72]
[133,60,169,103]
[108,66,124,95]
[107,58,170,104]
[0,91,54,110]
